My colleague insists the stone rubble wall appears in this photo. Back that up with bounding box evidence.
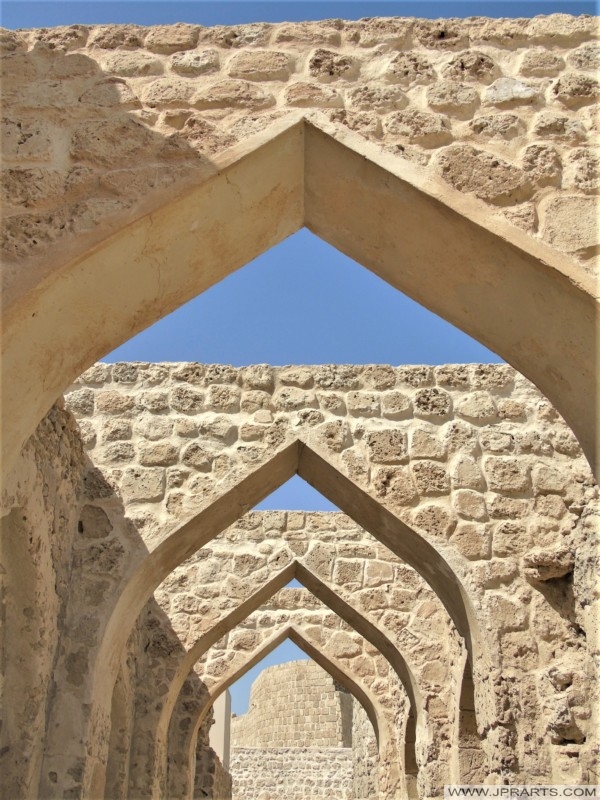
[2,16,598,283]
[0,404,88,800]
[63,362,599,788]
[230,746,354,800]
[352,701,380,800]
[230,660,353,748]
[169,588,411,799]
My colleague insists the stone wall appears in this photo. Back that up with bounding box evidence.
[61,361,598,792]
[231,660,352,748]
[0,404,87,800]
[2,16,598,279]
[230,747,353,800]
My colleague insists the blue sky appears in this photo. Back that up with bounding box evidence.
[5,0,589,715]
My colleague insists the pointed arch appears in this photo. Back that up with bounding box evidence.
[3,116,596,473]
[78,437,488,796]
[151,561,427,798]
[181,625,401,800]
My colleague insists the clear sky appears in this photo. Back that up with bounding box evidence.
[5,0,590,715]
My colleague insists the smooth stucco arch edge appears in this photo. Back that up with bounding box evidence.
[2,114,597,477]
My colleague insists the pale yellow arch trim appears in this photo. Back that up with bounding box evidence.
[2,114,597,476]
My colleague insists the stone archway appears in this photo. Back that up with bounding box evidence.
[3,116,597,472]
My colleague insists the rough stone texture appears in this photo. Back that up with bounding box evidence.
[1,15,598,280]
[230,661,353,748]
[230,746,353,800]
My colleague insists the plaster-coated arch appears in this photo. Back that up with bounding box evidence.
[183,625,400,800]
[152,563,428,798]
[2,116,597,476]
[83,439,484,797]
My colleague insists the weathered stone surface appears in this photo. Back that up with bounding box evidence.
[539,196,599,253]
[469,113,526,140]
[144,24,200,54]
[436,145,533,204]
[170,49,219,76]
[192,79,275,109]
[385,52,434,85]
[308,48,360,81]
[520,48,565,76]
[426,81,480,116]
[567,42,600,72]
[552,72,600,108]
[442,51,498,83]
[100,50,164,77]
[384,109,452,147]
[228,50,292,81]
[522,144,562,187]
[284,81,343,108]
[484,77,538,106]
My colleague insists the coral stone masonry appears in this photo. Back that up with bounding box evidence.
[0,13,599,800]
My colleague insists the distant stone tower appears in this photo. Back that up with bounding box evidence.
[229,660,377,800]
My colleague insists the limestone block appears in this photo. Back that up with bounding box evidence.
[484,592,527,632]
[532,112,586,141]
[414,19,469,49]
[101,442,135,463]
[519,48,565,77]
[444,421,478,455]
[411,461,450,494]
[522,144,562,187]
[70,117,156,167]
[228,49,292,81]
[552,73,600,108]
[364,559,394,587]
[170,49,219,76]
[136,391,168,413]
[1,118,54,162]
[408,427,446,460]
[65,388,95,416]
[346,391,380,417]
[144,23,199,53]
[526,12,596,43]
[469,113,526,140]
[484,457,530,493]
[373,466,417,505]
[384,109,452,147]
[427,81,480,117]
[318,420,352,452]
[436,145,533,204]
[344,85,404,116]
[332,557,362,585]
[413,388,452,418]
[455,391,498,422]
[181,443,213,471]
[567,42,600,72]
[95,390,135,414]
[170,386,204,413]
[284,81,343,108]
[273,21,341,46]
[139,442,179,467]
[450,455,485,489]
[566,148,600,193]
[413,504,456,537]
[385,52,434,86]
[274,387,317,411]
[79,505,113,539]
[539,196,598,253]
[453,489,488,521]
[121,467,165,502]
[366,430,407,464]
[308,49,360,82]
[479,430,515,454]
[442,51,499,84]
[136,417,173,440]
[192,79,276,109]
[531,464,568,494]
[484,77,538,106]
[89,25,145,49]
[100,50,163,76]
[493,521,532,557]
